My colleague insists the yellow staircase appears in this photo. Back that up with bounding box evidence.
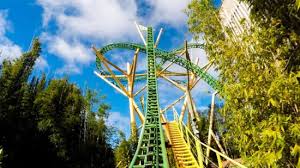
[168,121,200,168]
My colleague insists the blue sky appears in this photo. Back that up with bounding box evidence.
[0,0,222,137]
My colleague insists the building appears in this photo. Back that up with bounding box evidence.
[219,0,251,36]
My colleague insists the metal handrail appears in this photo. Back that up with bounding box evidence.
[173,110,246,168]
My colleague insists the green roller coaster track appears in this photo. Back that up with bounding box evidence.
[96,27,222,167]
[130,27,169,168]
[96,42,222,92]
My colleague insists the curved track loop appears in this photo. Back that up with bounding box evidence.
[96,42,222,91]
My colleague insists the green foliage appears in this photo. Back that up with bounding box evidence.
[240,0,300,72]
[0,39,42,167]
[166,147,176,167]
[0,39,115,167]
[187,0,300,167]
[196,105,240,159]
[81,89,115,168]
[196,109,210,143]
[35,79,84,160]
[114,132,136,168]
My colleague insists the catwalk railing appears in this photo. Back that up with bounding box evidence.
[172,111,246,168]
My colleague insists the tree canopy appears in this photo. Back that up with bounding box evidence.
[0,39,116,168]
[187,0,300,167]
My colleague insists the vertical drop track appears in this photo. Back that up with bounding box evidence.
[130,27,169,168]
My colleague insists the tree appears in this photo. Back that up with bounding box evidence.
[240,0,300,72]
[79,89,115,168]
[114,132,133,168]
[0,39,116,167]
[35,79,84,167]
[187,0,300,167]
[0,39,42,167]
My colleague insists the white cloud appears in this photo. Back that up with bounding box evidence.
[107,51,147,75]
[106,111,130,137]
[35,57,49,70]
[186,51,218,105]
[37,0,139,41]
[189,44,219,77]
[0,11,10,35]
[55,63,81,75]
[41,33,93,65]
[37,0,142,74]
[185,37,220,98]
[158,79,183,104]
[0,10,22,62]
[197,106,209,111]
[166,61,187,73]
[37,0,194,74]
[38,0,191,39]
[146,0,191,27]
[0,43,22,62]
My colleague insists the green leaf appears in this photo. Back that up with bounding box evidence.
[297,0,300,9]
[268,98,278,107]
[291,144,300,156]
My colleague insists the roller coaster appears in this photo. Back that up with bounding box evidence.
[93,25,246,168]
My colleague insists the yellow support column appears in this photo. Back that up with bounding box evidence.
[217,153,223,168]
[196,141,204,168]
